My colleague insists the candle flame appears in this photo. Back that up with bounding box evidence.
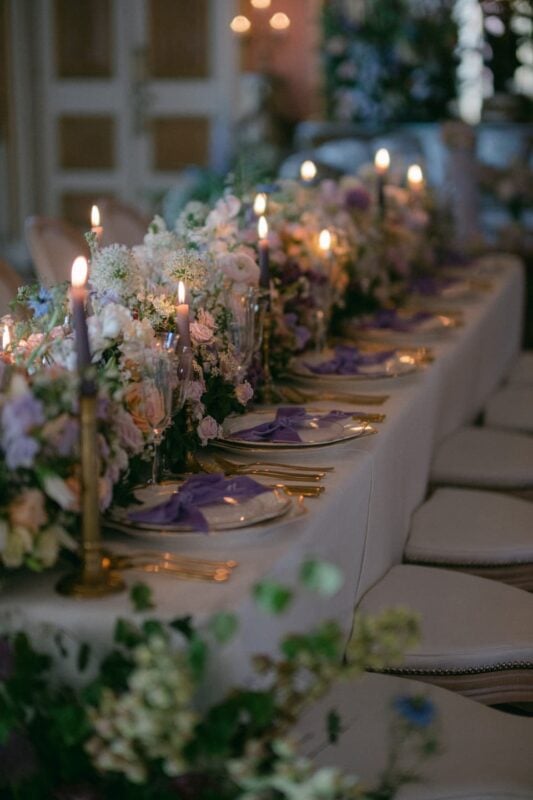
[407,164,424,185]
[251,0,271,7]
[71,256,88,288]
[318,229,332,253]
[374,148,390,173]
[253,192,267,216]
[258,215,268,240]
[269,11,290,30]
[91,204,100,227]
[230,14,251,33]
[2,324,10,350]
[178,280,186,305]
[300,160,317,182]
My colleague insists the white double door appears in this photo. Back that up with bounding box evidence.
[33,0,239,224]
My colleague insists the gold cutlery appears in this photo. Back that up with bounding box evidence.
[192,454,325,497]
[279,385,389,406]
[103,554,233,582]
[102,550,237,570]
[212,454,326,482]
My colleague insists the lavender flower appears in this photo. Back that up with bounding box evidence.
[345,187,372,212]
[4,435,40,469]
[1,393,45,441]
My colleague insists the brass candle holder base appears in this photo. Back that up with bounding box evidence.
[56,565,125,599]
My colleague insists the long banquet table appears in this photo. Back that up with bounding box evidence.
[0,257,525,697]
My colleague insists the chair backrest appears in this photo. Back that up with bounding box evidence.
[98,198,149,248]
[25,216,89,286]
[0,258,23,316]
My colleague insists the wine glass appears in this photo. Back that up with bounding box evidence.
[225,287,258,378]
[139,347,174,485]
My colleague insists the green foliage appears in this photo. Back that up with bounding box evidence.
[300,559,343,596]
[208,612,239,644]
[130,582,155,612]
[253,580,294,614]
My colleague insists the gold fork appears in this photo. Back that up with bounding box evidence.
[212,454,326,482]
[102,549,237,569]
[280,385,389,406]
[193,454,324,497]
[103,553,233,582]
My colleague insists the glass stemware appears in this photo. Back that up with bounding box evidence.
[224,287,258,379]
[139,347,174,485]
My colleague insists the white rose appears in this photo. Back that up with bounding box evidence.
[216,252,260,290]
[190,322,214,345]
[34,528,60,567]
[197,415,220,445]
[2,527,32,568]
[100,303,133,340]
[43,474,78,510]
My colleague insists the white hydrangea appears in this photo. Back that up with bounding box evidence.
[86,634,197,783]
[90,244,144,304]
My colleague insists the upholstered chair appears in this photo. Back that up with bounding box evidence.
[356,564,533,704]
[404,488,533,590]
[484,385,533,434]
[430,426,533,496]
[97,198,149,248]
[25,216,89,285]
[297,672,533,797]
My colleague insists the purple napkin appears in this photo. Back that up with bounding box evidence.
[128,473,270,533]
[363,309,433,333]
[229,406,352,443]
[305,346,395,375]
[408,276,458,296]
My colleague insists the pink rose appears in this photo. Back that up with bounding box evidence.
[190,322,214,345]
[9,489,47,533]
[197,415,220,445]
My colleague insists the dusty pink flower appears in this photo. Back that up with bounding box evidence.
[9,489,47,533]
[190,322,214,345]
[235,382,254,406]
[197,415,220,445]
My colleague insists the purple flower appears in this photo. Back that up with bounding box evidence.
[0,638,13,681]
[5,436,39,469]
[54,418,79,458]
[345,187,371,212]
[2,393,45,442]
[393,695,436,727]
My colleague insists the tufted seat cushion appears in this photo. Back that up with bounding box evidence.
[430,427,533,490]
[298,674,533,797]
[405,489,533,589]
[485,386,533,434]
[296,673,533,798]
[506,351,533,387]
[357,565,533,703]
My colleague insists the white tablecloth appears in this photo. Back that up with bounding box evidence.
[0,258,524,695]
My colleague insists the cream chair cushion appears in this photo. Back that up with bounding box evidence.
[357,565,533,676]
[506,351,533,387]
[406,489,533,565]
[431,427,533,488]
[485,386,533,434]
[297,673,533,799]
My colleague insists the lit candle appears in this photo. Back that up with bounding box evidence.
[253,192,267,216]
[300,160,317,184]
[257,215,270,289]
[176,281,191,350]
[407,164,424,194]
[318,229,332,255]
[90,205,103,244]
[374,148,390,216]
[70,256,92,377]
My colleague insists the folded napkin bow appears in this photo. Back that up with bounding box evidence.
[229,406,352,443]
[128,473,270,533]
[365,309,433,332]
[305,346,395,375]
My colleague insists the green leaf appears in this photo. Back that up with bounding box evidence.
[208,612,238,644]
[77,642,91,673]
[142,619,166,640]
[188,636,208,679]
[253,581,293,614]
[170,615,195,641]
[130,582,155,612]
[327,709,341,743]
[114,619,142,649]
[300,560,343,596]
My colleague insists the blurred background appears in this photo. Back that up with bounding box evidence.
[0,0,532,303]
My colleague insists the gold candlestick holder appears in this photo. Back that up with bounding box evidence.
[56,392,125,598]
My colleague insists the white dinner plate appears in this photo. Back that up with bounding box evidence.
[289,348,420,382]
[107,481,292,536]
[216,409,376,450]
